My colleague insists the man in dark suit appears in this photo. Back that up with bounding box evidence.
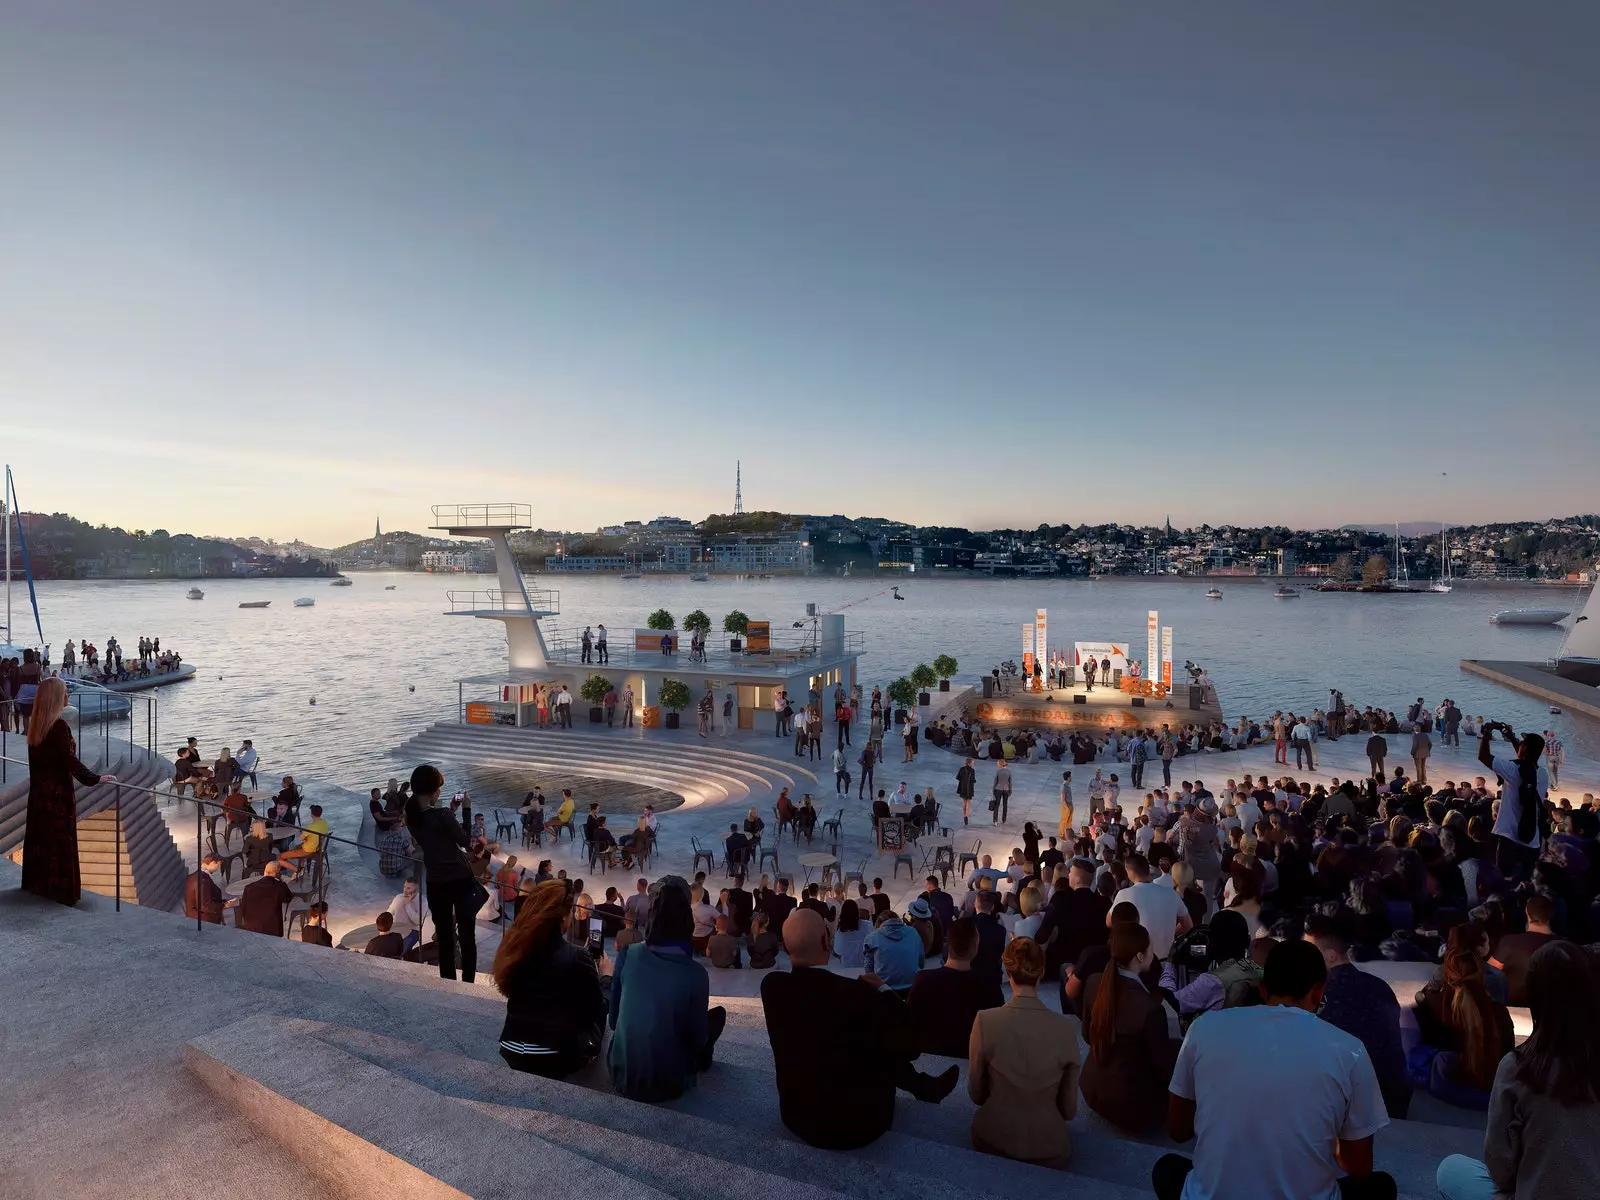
[907,918,997,1056]
[184,854,227,924]
[238,862,293,936]
[761,910,957,1150]
[1033,859,1111,1006]
[725,875,754,937]
[922,876,955,929]
[763,877,797,934]
[723,823,751,874]
[969,891,1008,1007]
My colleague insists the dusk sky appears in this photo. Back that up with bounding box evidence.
[3,3,1596,545]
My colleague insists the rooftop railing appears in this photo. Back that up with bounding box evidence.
[429,503,532,530]
[445,588,560,615]
[544,628,863,672]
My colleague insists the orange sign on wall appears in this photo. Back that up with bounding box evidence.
[745,621,771,653]
[465,703,495,725]
[973,701,1143,730]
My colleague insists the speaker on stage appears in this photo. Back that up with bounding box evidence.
[1064,666,1076,686]
[1112,668,1123,686]
[1188,687,1202,710]
[1132,696,1145,708]
[1073,694,1086,705]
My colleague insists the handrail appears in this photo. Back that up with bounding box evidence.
[430,502,532,530]
[446,588,560,614]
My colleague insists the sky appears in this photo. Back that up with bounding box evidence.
[2,2,1596,546]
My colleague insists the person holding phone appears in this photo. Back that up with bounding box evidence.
[405,765,481,982]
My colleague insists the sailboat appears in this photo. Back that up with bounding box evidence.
[1554,585,1600,685]
[1427,524,1453,593]
[1,464,45,660]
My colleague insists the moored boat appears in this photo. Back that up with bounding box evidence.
[239,600,271,609]
[186,587,205,600]
[1205,588,1223,600]
[293,597,315,608]
[1491,608,1569,626]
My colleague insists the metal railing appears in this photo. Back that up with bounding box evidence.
[446,588,560,615]
[430,503,532,530]
[544,628,864,672]
[2,683,159,785]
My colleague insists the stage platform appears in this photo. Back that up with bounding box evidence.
[960,680,1223,730]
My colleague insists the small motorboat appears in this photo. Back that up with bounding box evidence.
[238,601,271,609]
[1491,608,1569,626]
[690,571,710,582]
[293,597,315,608]
[384,585,396,590]
[1274,587,1299,599]
[186,587,205,600]
[1205,588,1223,600]
[619,571,642,580]
[330,577,353,587]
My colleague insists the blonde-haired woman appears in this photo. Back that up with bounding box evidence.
[21,677,115,906]
[493,879,609,1078]
[968,937,1082,1167]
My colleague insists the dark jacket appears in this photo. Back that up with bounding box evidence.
[925,887,956,929]
[499,937,609,1061]
[1079,971,1177,1134]
[184,870,225,924]
[908,965,997,1057]
[725,887,754,936]
[405,801,472,883]
[956,765,976,799]
[1034,886,1112,979]
[238,875,292,935]
[761,966,920,1148]
[365,931,405,958]
[608,943,711,1102]
[763,891,797,934]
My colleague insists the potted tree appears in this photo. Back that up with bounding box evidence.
[886,676,916,726]
[647,608,675,631]
[723,609,749,652]
[579,674,611,723]
[910,663,937,707]
[933,654,958,692]
[658,678,691,730]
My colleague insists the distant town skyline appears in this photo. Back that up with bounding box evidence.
[3,3,1596,545]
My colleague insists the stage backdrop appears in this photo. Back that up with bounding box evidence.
[1073,642,1129,674]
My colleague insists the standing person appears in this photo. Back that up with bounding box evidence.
[967,938,1083,1167]
[956,758,977,826]
[1366,730,1388,784]
[621,684,635,729]
[1292,715,1317,770]
[1543,730,1563,786]
[1411,726,1432,786]
[1329,690,1346,739]
[1159,729,1177,787]
[808,708,824,761]
[991,759,1012,825]
[697,688,713,739]
[20,678,117,907]
[832,745,849,796]
[857,741,876,801]
[1442,699,1461,747]
[1083,656,1097,692]
[1058,771,1074,840]
[1435,942,1600,1200]
[1478,724,1547,881]
[596,623,608,664]
[603,684,618,727]
[404,764,480,983]
[580,626,593,664]
[1272,712,1288,765]
[1156,940,1394,1200]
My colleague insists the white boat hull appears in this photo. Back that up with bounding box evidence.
[1491,609,1569,626]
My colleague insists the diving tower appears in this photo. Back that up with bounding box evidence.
[430,503,556,670]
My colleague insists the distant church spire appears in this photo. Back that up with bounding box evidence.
[375,514,381,541]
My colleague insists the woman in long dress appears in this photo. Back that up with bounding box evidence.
[22,677,116,906]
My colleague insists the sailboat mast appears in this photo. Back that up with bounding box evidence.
[4,465,11,643]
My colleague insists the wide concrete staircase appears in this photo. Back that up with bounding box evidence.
[395,722,821,811]
[0,869,1486,1199]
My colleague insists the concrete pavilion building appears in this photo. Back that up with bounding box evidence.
[433,503,864,731]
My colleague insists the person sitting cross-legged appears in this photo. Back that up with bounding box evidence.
[607,876,727,1102]
[364,911,404,958]
[1156,939,1396,1200]
[761,908,958,1150]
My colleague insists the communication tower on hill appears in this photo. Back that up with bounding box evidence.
[734,461,744,516]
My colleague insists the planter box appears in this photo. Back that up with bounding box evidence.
[894,708,908,725]
[665,711,681,730]
[728,638,743,652]
[917,691,931,706]
[588,706,604,723]
[939,679,950,692]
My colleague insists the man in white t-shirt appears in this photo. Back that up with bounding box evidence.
[1158,940,1392,1200]
[1115,852,1191,960]
[1479,724,1548,881]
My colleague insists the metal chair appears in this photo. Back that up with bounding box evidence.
[691,836,717,875]
[892,851,916,881]
[931,844,956,888]
[493,809,518,841]
[821,808,844,841]
[843,857,868,890]
[819,861,842,887]
[956,837,981,876]
[759,846,781,875]
[725,848,751,878]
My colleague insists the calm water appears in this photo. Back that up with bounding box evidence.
[21,572,1598,789]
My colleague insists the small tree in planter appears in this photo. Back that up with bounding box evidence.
[910,663,937,706]
[723,609,749,652]
[647,609,676,631]
[579,674,612,723]
[886,676,916,725]
[933,654,958,692]
[658,678,692,730]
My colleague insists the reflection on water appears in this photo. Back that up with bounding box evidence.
[26,571,1598,790]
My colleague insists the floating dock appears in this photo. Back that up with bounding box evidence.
[1459,659,1600,721]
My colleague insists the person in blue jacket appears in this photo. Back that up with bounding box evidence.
[863,909,926,996]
